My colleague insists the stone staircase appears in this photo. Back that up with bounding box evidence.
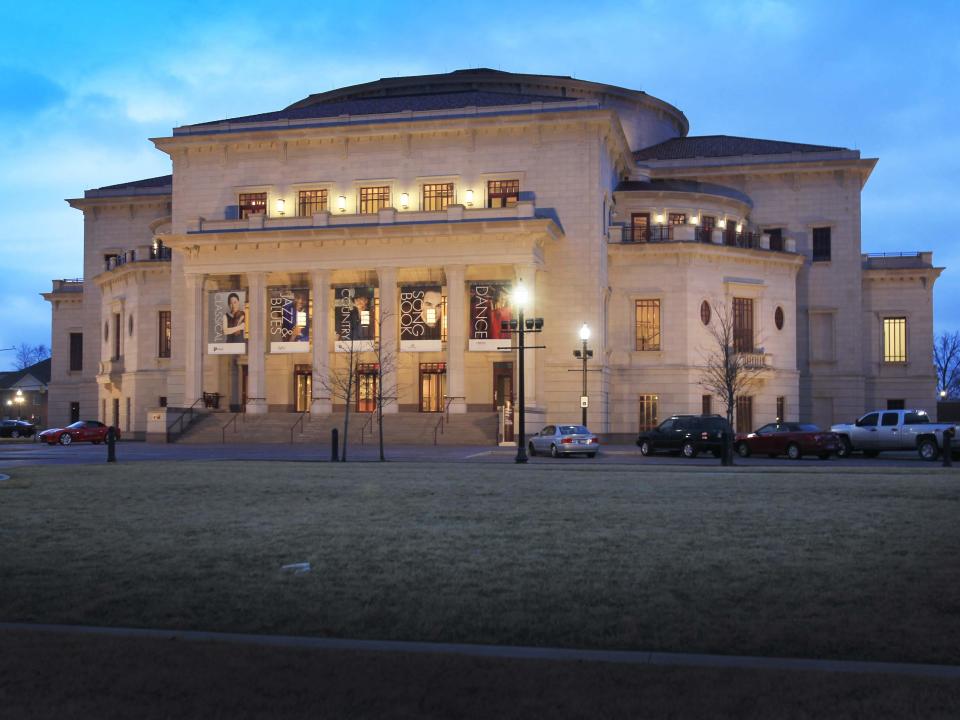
[176,411,499,446]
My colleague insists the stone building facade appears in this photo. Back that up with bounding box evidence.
[43,69,942,440]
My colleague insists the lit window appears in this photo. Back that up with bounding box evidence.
[298,189,328,216]
[883,317,907,362]
[635,300,661,351]
[639,394,659,431]
[238,193,267,219]
[668,213,687,225]
[158,311,172,358]
[359,186,391,214]
[487,179,519,208]
[422,183,455,211]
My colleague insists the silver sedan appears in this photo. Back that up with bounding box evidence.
[528,424,599,458]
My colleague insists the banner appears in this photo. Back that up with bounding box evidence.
[334,286,376,352]
[208,290,247,354]
[469,283,511,351]
[269,287,310,353]
[399,285,443,352]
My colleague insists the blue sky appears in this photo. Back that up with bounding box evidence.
[1,0,958,368]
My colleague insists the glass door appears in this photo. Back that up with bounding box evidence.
[294,365,312,413]
[357,372,377,413]
[419,363,447,412]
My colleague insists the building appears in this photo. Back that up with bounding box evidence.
[1,358,50,426]
[43,69,942,441]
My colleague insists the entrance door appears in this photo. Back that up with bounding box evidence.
[112,398,120,429]
[357,371,377,413]
[294,365,312,413]
[69,402,80,423]
[420,363,447,412]
[630,212,650,242]
[492,361,514,411]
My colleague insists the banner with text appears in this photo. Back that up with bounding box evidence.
[399,285,443,352]
[334,286,376,352]
[269,287,310,353]
[469,283,511,351]
[208,290,247,355]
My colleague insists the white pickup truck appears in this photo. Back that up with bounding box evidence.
[831,409,960,460]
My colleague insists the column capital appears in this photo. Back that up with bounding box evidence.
[246,271,267,284]
[184,273,205,290]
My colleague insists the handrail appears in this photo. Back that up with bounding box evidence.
[360,412,376,445]
[222,412,240,443]
[166,397,205,442]
[289,410,309,444]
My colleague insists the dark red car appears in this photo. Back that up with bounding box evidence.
[734,422,838,460]
[38,420,120,446]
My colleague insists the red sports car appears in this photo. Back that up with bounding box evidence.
[38,420,120,446]
[734,422,839,460]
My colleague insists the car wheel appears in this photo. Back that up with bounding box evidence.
[735,442,750,458]
[550,444,559,458]
[918,438,939,462]
[818,452,830,460]
[681,442,697,459]
[787,443,801,460]
[59,433,72,446]
[10,430,20,439]
[836,437,853,459]
[639,440,652,456]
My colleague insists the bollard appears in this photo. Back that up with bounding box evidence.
[331,427,339,462]
[106,426,117,463]
[944,428,954,468]
[720,430,732,467]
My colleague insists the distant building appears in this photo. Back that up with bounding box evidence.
[43,69,942,440]
[1,358,50,426]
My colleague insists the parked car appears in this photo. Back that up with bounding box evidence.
[0,419,36,438]
[636,415,732,458]
[831,409,960,461]
[38,420,120,446]
[735,422,838,460]
[528,424,599,458]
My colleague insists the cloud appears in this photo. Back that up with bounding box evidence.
[0,67,67,119]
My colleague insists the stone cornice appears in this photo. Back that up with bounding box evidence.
[645,157,878,187]
[608,240,805,274]
[93,260,172,290]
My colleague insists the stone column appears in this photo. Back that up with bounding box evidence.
[183,273,204,406]
[310,269,332,415]
[245,271,268,414]
[444,264,467,413]
[377,267,399,414]
[517,264,539,411]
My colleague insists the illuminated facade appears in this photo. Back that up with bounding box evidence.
[43,70,942,440]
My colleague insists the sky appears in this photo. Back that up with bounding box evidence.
[1,0,958,369]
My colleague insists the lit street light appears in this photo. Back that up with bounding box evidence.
[573,324,593,426]
[499,282,544,464]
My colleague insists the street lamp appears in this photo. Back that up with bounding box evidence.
[500,282,544,464]
[573,324,593,426]
[14,389,24,420]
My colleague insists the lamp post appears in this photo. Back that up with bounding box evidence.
[12,389,24,420]
[573,324,593,426]
[499,283,544,464]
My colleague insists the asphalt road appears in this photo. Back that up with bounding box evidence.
[0,438,943,469]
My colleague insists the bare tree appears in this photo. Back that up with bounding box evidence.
[934,331,960,399]
[371,310,400,462]
[14,343,50,370]
[698,301,765,464]
[321,331,362,461]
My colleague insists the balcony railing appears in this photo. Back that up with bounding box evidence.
[51,278,83,292]
[615,224,793,252]
[105,245,172,272]
[739,352,772,369]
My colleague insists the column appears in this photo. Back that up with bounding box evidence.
[183,273,204,406]
[310,269,332,415]
[444,264,467,413]
[377,267,399,414]
[245,271,268,414]
[517,264,539,411]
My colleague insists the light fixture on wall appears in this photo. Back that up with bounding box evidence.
[690,215,699,225]
[360,310,371,327]
[465,189,474,206]
[275,198,285,216]
[655,213,664,224]
[718,219,727,229]
[337,195,347,212]
[400,192,409,209]
[736,223,743,233]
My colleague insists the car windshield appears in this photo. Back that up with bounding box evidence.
[797,424,821,431]
[558,426,589,435]
[66,421,85,429]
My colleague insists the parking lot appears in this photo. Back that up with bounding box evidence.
[0,438,943,469]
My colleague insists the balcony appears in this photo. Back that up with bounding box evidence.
[105,244,172,272]
[739,352,772,369]
[613,224,796,252]
[98,358,124,376]
[50,278,84,292]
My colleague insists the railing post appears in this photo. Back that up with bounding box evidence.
[331,428,339,462]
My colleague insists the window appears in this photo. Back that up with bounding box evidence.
[702,395,712,415]
[126,397,131,433]
[765,228,783,252]
[887,399,905,410]
[881,412,899,426]
[359,186,391,214]
[238,192,267,219]
[638,394,659,431]
[422,183,455,211]
[700,300,711,326]
[69,402,80,423]
[668,213,687,225]
[112,313,121,360]
[883,317,907,362]
[858,412,879,427]
[812,227,831,262]
[774,306,784,331]
[635,299,661,351]
[298,189,328,216]
[487,179,519,208]
[698,215,716,243]
[776,396,785,423]
[159,396,167,408]
[69,332,83,371]
[158,311,172,358]
[733,298,754,353]
[736,396,753,434]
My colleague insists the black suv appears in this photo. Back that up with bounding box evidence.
[636,415,733,458]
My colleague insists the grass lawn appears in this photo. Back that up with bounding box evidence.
[2,462,959,665]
